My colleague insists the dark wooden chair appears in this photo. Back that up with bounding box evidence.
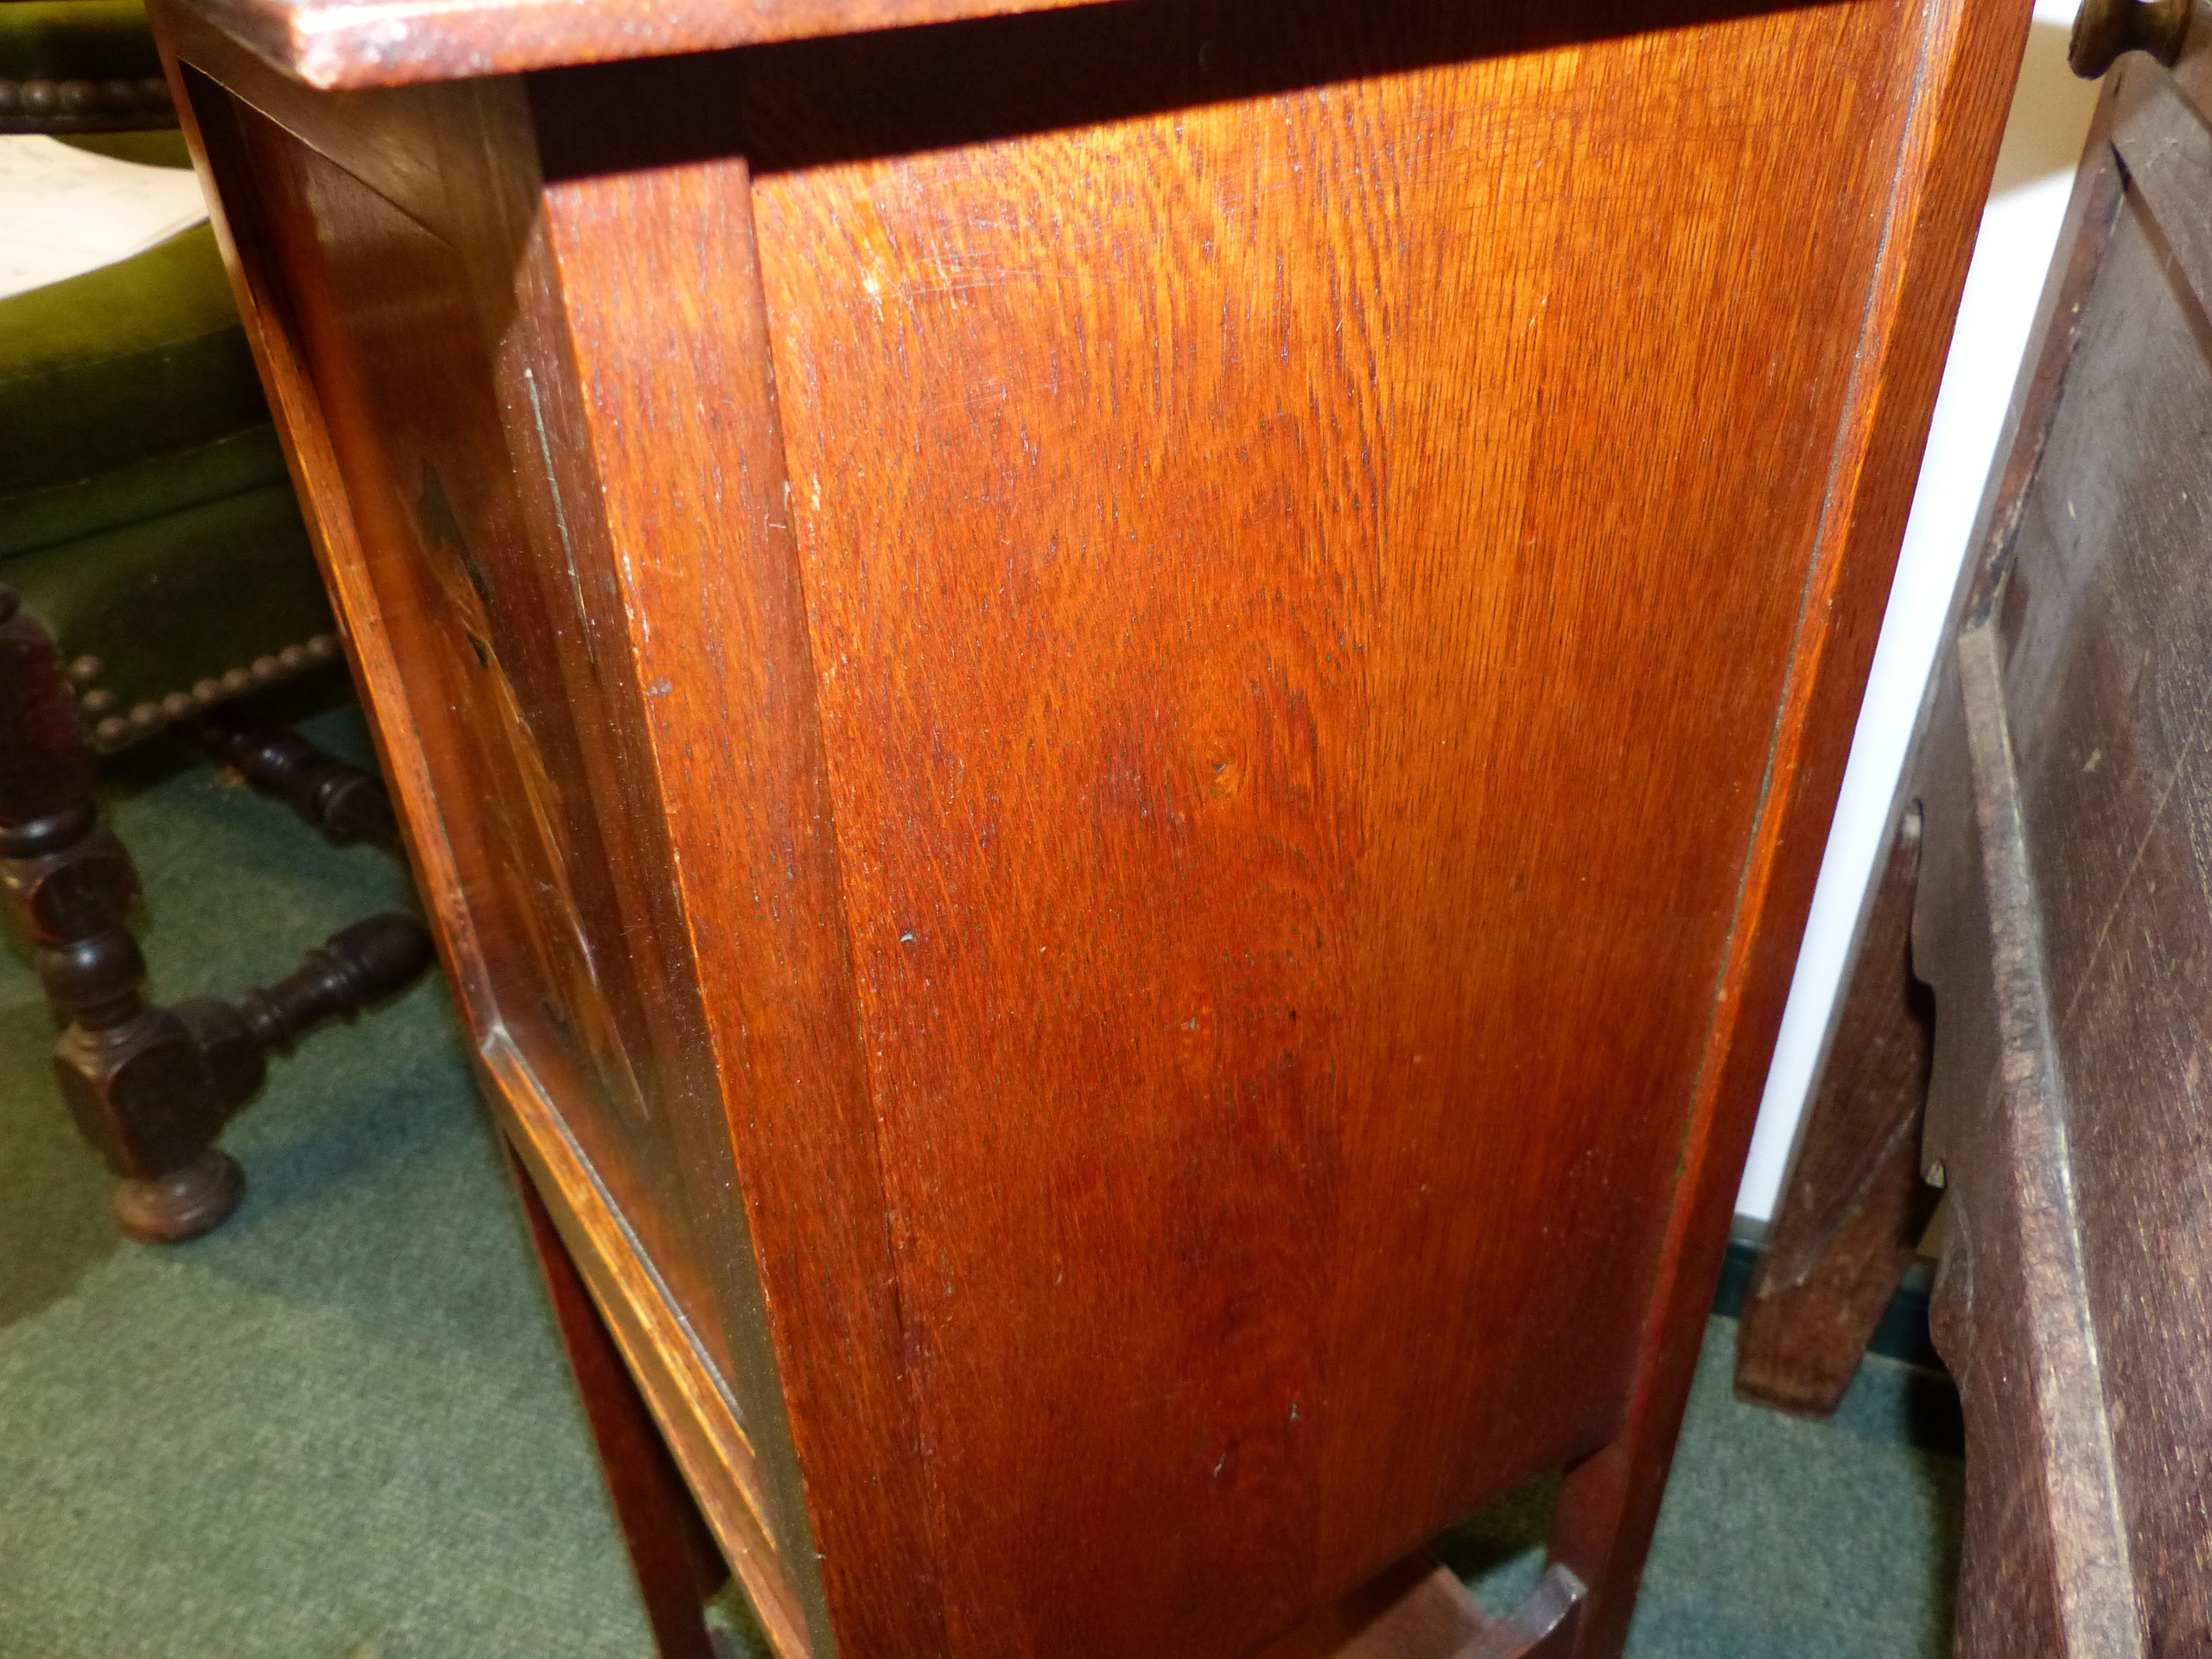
[0,0,433,1245]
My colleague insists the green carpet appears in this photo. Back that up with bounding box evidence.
[0,695,1963,1658]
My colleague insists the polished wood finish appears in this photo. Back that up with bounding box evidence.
[185,0,1109,91]
[1739,0,2145,1432]
[1748,22,2212,1653]
[149,0,2028,1651]
[157,26,818,1644]
[492,1037,816,1658]
[1538,8,2029,1648]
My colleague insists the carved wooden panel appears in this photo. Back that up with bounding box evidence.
[221,98,746,1402]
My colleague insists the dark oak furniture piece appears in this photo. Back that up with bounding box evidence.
[1740,3,2212,1651]
[0,600,433,1241]
[0,0,432,1244]
[140,0,2029,1650]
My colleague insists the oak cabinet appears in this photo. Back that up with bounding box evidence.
[146,0,2028,1652]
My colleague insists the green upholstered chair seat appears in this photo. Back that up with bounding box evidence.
[6,481,336,741]
[0,136,334,749]
[1,420,289,557]
[0,0,164,83]
[2,3,434,1260]
[1,219,271,501]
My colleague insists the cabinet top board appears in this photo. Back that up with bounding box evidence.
[173,0,1118,86]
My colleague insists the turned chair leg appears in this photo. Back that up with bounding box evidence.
[178,702,401,850]
[0,584,435,1243]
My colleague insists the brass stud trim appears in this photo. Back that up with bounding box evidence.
[85,634,345,753]
[0,75,174,133]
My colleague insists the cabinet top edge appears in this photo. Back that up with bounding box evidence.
[167,0,1117,88]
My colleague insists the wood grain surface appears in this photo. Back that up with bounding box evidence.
[1737,0,2148,1437]
[219,105,756,1381]
[722,4,2019,1653]
[149,0,2030,1653]
[509,1135,732,1659]
[1543,4,2027,1643]
[525,60,931,1659]
[494,1036,817,1656]
[741,9,1872,1642]
[183,0,1107,92]
[1916,615,2145,1659]
[2049,57,2212,1648]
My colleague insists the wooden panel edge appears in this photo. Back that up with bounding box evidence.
[154,0,457,236]
[1548,1,2033,1649]
[526,60,948,1659]
[483,1030,816,1659]
[1920,621,2143,1653]
[448,73,832,1612]
[174,0,1113,91]
[1735,37,2137,1431]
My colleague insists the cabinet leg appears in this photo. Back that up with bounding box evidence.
[506,1141,728,1659]
[1735,806,1939,1417]
[1538,805,1942,1657]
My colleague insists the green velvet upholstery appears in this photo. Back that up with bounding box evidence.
[1,223,270,501]
[0,0,163,85]
[0,127,334,747]
[7,482,327,724]
[56,127,190,167]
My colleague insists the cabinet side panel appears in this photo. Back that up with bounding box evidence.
[1548,0,2031,1646]
[735,2,1938,1653]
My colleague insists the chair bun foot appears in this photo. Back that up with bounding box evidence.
[111,1148,245,1244]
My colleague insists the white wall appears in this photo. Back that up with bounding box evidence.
[1735,1,2101,1221]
